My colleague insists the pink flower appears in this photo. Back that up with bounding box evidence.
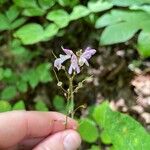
[68,54,80,74]
[79,47,96,66]
[54,47,96,74]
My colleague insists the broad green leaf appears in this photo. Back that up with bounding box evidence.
[70,5,90,20]
[13,0,37,8]
[13,100,25,110]
[28,69,39,88]
[0,101,11,112]
[44,24,59,40]
[53,95,65,111]
[78,118,99,143]
[95,10,150,28]
[108,0,150,6]
[38,0,55,10]
[130,5,150,14]
[93,102,150,150]
[100,130,112,144]
[89,145,101,150]
[46,9,70,28]
[100,22,139,45]
[137,30,150,58]
[1,86,17,100]
[88,1,113,13]
[36,63,53,83]
[3,68,12,78]
[14,23,44,45]
[6,5,20,22]
[23,7,45,16]
[0,13,10,30]
[11,17,27,29]
[16,81,28,93]
[35,101,49,111]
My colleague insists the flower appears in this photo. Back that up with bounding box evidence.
[54,47,72,70]
[68,54,80,74]
[54,47,96,74]
[79,47,96,66]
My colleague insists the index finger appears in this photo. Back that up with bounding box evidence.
[0,111,77,149]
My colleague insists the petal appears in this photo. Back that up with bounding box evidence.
[54,55,70,70]
[82,47,96,60]
[68,65,73,74]
[61,47,73,56]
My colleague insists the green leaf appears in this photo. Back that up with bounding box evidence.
[93,102,150,150]
[17,81,28,93]
[6,5,20,22]
[0,101,11,112]
[38,0,55,10]
[108,0,150,7]
[23,7,45,16]
[137,30,150,58]
[11,17,27,29]
[0,13,10,31]
[90,145,101,150]
[78,118,99,143]
[70,5,90,20]
[1,86,17,100]
[28,69,39,88]
[53,95,65,111]
[13,0,37,8]
[88,1,113,13]
[35,100,49,111]
[100,22,139,45]
[44,23,59,40]
[100,130,112,144]
[14,23,44,45]
[13,100,25,110]
[3,68,12,78]
[46,9,70,28]
[36,63,53,83]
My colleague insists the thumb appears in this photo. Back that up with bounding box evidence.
[33,129,81,150]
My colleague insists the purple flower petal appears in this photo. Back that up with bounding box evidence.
[79,47,96,66]
[54,54,70,70]
[68,54,80,74]
[61,47,73,56]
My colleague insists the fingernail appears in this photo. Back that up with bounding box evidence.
[63,132,81,150]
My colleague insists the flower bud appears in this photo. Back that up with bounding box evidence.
[57,81,62,87]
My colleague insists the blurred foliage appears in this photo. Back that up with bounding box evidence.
[0,0,150,149]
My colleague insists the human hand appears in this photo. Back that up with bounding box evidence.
[0,111,81,150]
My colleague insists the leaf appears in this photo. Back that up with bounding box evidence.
[36,63,53,83]
[0,101,11,112]
[35,101,49,111]
[108,0,150,7]
[11,17,27,29]
[13,100,25,110]
[93,102,150,150]
[16,80,28,93]
[23,7,45,16]
[100,22,139,45]
[88,1,113,13]
[6,5,20,22]
[44,23,59,40]
[137,30,150,58]
[14,23,44,45]
[0,13,10,31]
[3,68,12,78]
[38,0,55,10]
[1,86,17,100]
[28,69,39,88]
[0,68,4,80]
[13,0,37,8]
[100,130,112,144]
[70,5,90,20]
[78,118,99,143]
[95,10,150,28]
[90,145,101,150]
[46,9,70,28]
[53,95,65,111]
